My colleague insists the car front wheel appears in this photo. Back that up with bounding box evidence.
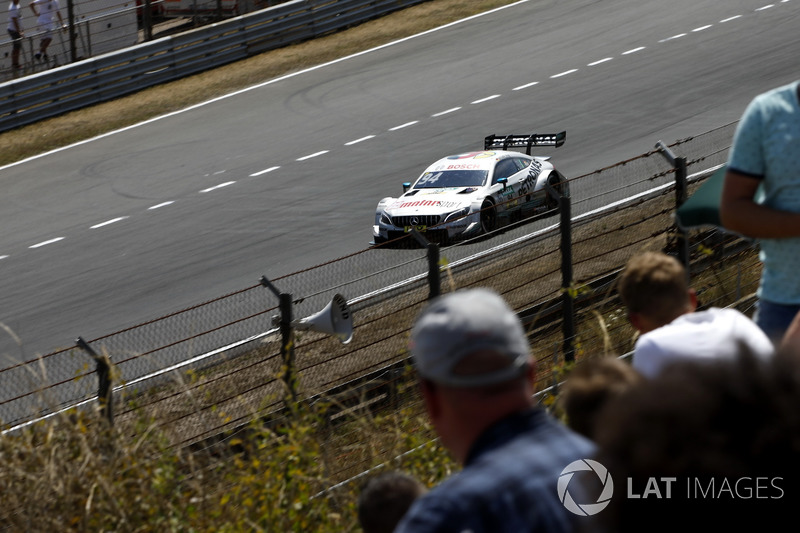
[480,199,497,233]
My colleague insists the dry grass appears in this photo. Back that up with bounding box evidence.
[0,0,517,166]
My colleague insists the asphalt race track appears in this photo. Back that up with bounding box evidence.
[0,0,798,359]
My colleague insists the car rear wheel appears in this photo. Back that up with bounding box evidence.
[480,199,497,233]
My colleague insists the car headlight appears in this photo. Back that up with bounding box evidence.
[380,213,393,225]
[444,207,470,223]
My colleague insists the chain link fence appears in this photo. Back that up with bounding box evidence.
[1,123,760,464]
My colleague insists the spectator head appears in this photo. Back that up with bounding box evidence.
[410,288,535,462]
[617,251,696,333]
[558,356,643,439]
[357,471,427,533]
[592,348,800,531]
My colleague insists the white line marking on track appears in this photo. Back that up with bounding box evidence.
[250,166,280,176]
[692,25,713,31]
[389,121,418,131]
[588,58,612,66]
[512,82,538,90]
[0,255,8,260]
[91,217,128,229]
[345,135,376,145]
[720,15,742,22]
[148,201,174,210]
[30,237,64,248]
[659,33,687,42]
[200,181,236,193]
[296,151,329,161]
[551,69,578,78]
[622,46,646,55]
[432,107,461,116]
[471,94,501,104]
[755,4,775,10]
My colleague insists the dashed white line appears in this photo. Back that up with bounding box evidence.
[213,170,226,175]
[588,58,613,66]
[692,25,713,32]
[91,217,128,229]
[30,237,64,249]
[345,135,376,145]
[551,69,578,79]
[0,255,8,260]
[512,82,538,91]
[755,4,775,10]
[389,121,419,131]
[200,181,236,193]
[296,151,329,161]
[659,33,687,42]
[622,46,646,55]
[471,94,501,104]
[149,201,174,210]
[720,15,742,22]
[432,107,461,116]
[250,166,280,176]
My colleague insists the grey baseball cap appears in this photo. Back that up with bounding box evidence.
[410,288,531,387]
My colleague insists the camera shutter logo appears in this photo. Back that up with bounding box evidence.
[558,459,614,516]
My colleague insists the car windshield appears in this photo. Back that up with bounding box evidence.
[413,170,488,189]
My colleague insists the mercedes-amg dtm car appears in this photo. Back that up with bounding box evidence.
[372,132,569,245]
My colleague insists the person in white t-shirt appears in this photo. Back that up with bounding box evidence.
[617,251,774,378]
[29,0,63,62]
[7,0,23,69]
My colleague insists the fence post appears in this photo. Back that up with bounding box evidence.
[546,181,575,363]
[76,337,113,425]
[260,276,298,404]
[656,141,690,279]
[410,230,441,300]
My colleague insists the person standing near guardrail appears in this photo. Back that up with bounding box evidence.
[29,0,63,63]
[617,251,774,378]
[720,80,800,344]
[7,0,23,70]
[395,288,595,533]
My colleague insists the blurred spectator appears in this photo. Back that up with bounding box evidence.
[558,356,643,440]
[780,310,800,356]
[357,470,427,533]
[720,80,800,343]
[617,251,773,378]
[7,0,24,70]
[29,0,63,63]
[395,288,595,533]
[591,349,800,532]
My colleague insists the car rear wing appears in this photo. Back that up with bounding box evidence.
[484,131,566,154]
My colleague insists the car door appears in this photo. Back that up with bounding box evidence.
[491,158,521,213]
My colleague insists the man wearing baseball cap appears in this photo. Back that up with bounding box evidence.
[395,288,595,533]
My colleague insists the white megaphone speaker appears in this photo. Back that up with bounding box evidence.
[292,293,353,344]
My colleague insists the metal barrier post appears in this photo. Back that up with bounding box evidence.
[546,181,575,363]
[411,230,440,300]
[656,141,690,279]
[260,276,297,404]
[76,337,113,425]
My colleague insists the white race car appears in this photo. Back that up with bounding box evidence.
[373,132,569,245]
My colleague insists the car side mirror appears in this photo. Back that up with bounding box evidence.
[497,177,508,190]
[402,182,411,193]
